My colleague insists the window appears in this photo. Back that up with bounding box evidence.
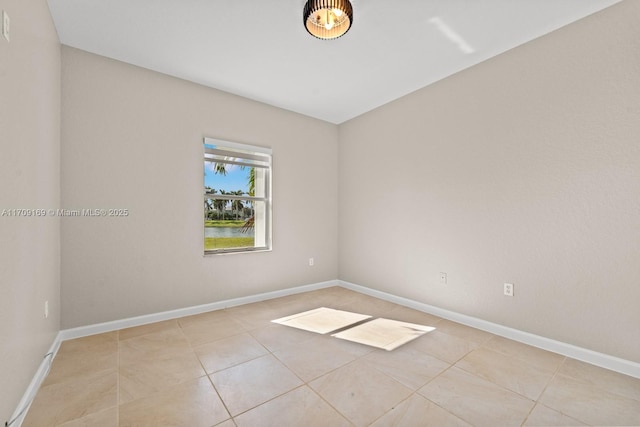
[204,138,272,254]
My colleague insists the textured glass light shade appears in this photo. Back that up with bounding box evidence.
[303,0,353,40]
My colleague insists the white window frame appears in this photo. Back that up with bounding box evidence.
[204,137,272,254]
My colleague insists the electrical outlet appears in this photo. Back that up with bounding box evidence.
[504,283,514,297]
[309,257,314,266]
[44,300,49,318]
[439,272,447,284]
[2,10,9,42]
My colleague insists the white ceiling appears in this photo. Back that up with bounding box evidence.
[47,0,621,124]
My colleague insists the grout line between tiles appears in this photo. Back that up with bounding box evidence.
[228,383,309,421]
[532,356,610,427]
[419,363,535,427]
[519,404,537,426]
[304,382,356,426]
[423,394,477,427]
[417,358,458,391]
[204,373,234,425]
[366,391,418,426]
[181,320,236,423]
[519,355,568,427]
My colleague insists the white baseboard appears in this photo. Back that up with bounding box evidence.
[339,280,640,379]
[59,279,339,341]
[7,332,62,427]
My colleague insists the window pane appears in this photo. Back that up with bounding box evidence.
[204,199,268,251]
[204,160,254,195]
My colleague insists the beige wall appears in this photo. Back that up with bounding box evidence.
[60,47,338,328]
[0,0,61,420]
[339,0,640,362]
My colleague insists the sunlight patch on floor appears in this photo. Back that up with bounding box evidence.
[332,318,435,351]
[271,307,371,334]
[273,308,435,351]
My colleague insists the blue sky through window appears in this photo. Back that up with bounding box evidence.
[204,162,251,194]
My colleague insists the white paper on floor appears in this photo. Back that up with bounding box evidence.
[271,307,372,334]
[332,318,435,351]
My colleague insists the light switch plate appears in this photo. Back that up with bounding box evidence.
[2,11,9,42]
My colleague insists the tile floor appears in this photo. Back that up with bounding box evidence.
[23,287,640,426]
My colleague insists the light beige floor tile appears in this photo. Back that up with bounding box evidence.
[119,351,207,404]
[119,376,229,427]
[119,319,180,341]
[225,300,274,317]
[210,354,303,416]
[274,335,361,382]
[23,370,117,427]
[248,323,317,353]
[60,331,119,349]
[43,351,118,386]
[43,336,118,386]
[310,286,359,298]
[309,359,413,427]
[215,419,237,427]
[177,308,234,328]
[269,287,357,310]
[194,332,268,373]
[538,372,640,426]
[264,293,329,316]
[523,403,587,426]
[433,320,493,344]
[383,305,442,326]
[418,367,534,427]
[482,336,565,372]
[234,386,351,427]
[316,332,375,358]
[224,302,281,330]
[558,358,640,401]
[363,346,450,390]
[332,293,400,317]
[119,328,192,365]
[57,407,118,427]
[370,394,472,427]
[455,347,556,400]
[404,329,480,363]
[180,315,247,347]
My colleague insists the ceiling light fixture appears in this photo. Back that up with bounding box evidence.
[303,0,353,40]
